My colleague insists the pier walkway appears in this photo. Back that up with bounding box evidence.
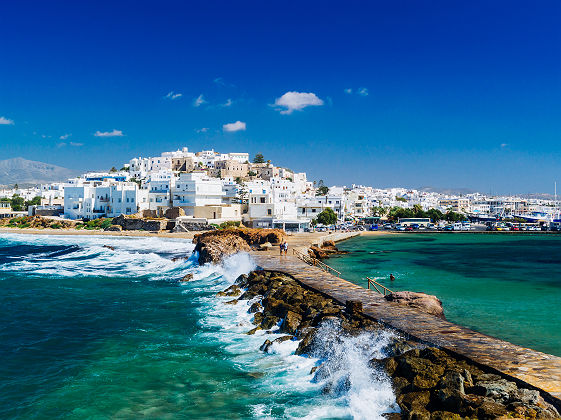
[251,253,561,407]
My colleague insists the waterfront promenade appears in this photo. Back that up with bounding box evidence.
[251,250,561,408]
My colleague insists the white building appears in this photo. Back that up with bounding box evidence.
[172,172,224,216]
[64,180,148,220]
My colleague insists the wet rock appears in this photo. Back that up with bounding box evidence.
[345,300,363,317]
[216,284,241,297]
[181,273,193,282]
[394,353,445,390]
[435,371,466,411]
[260,315,280,330]
[381,414,402,420]
[248,302,263,313]
[273,335,293,345]
[104,225,122,232]
[429,411,462,420]
[235,274,249,286]
[384,291,445,319]
[475,400,508,419]
[252,312,264,326]
[295,328,317,356]
[246,327,259,335]
[224,299,238,305]
[397,390,431,413]
[280,310,302,335]
[473,378,517,402]
[259,339,272,352]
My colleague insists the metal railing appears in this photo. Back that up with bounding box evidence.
[366,277,394,296]
[292,248,342,277]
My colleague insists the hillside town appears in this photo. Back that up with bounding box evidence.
[1,147,560,231]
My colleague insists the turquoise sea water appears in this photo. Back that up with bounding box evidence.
[0,234,398,419]
[328,233,561,357]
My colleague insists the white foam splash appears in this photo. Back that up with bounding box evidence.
[0,233,194,279]
[192,255,399,419]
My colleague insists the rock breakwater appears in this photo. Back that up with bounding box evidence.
[217,269,560,419]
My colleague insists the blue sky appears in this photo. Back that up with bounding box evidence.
[1,0,560,194]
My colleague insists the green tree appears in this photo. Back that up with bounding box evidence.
[253,153,265,163]
[10,194,25,211]
[25,196,41,207]
[426,208,444,222]
[395,196,407,203]
[248,170,257,177]
[316,208,337,225]
[371,206,388,217]
[109,167,118,173]
[444,210,467,222]
[316,186,329,196]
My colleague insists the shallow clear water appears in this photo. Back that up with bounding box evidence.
[328,233,561,357]
[0,234,397,419]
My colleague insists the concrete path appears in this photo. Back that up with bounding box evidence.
[251,253,561,407]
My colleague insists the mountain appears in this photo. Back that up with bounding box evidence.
[0,157,80,186]
[417,186,478,196]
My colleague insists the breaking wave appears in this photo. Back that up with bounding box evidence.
[0,233,398,419]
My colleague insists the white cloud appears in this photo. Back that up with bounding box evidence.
[214,77,225,86]
[223,121,246,132]
[70,142,84,147]
[358,87,369,96]
[344,88,353,94]
[94,129,124,137]
[500,143,508,148]
[165,91,182,100]
[193,94,206,107]
[221,98,233,107]
[196,127,209,133]
[0,116,14,125]
[274,91,324,114]
[60,133,71,140]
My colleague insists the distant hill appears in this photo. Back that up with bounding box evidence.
[0,157,80,187]
[417,186,478,196]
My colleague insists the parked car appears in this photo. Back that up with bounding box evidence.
[405,226,414,231]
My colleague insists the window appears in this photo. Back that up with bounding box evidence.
[260,197,266,204]
[267,209,272,215]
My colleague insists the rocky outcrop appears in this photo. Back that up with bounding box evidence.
[376,347,559,418]
[193,231,251,264]
[384,291,446,319]
[191,228,285,264]
[308,240,348,260]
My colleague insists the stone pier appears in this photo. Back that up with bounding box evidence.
[251,253,561,409]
